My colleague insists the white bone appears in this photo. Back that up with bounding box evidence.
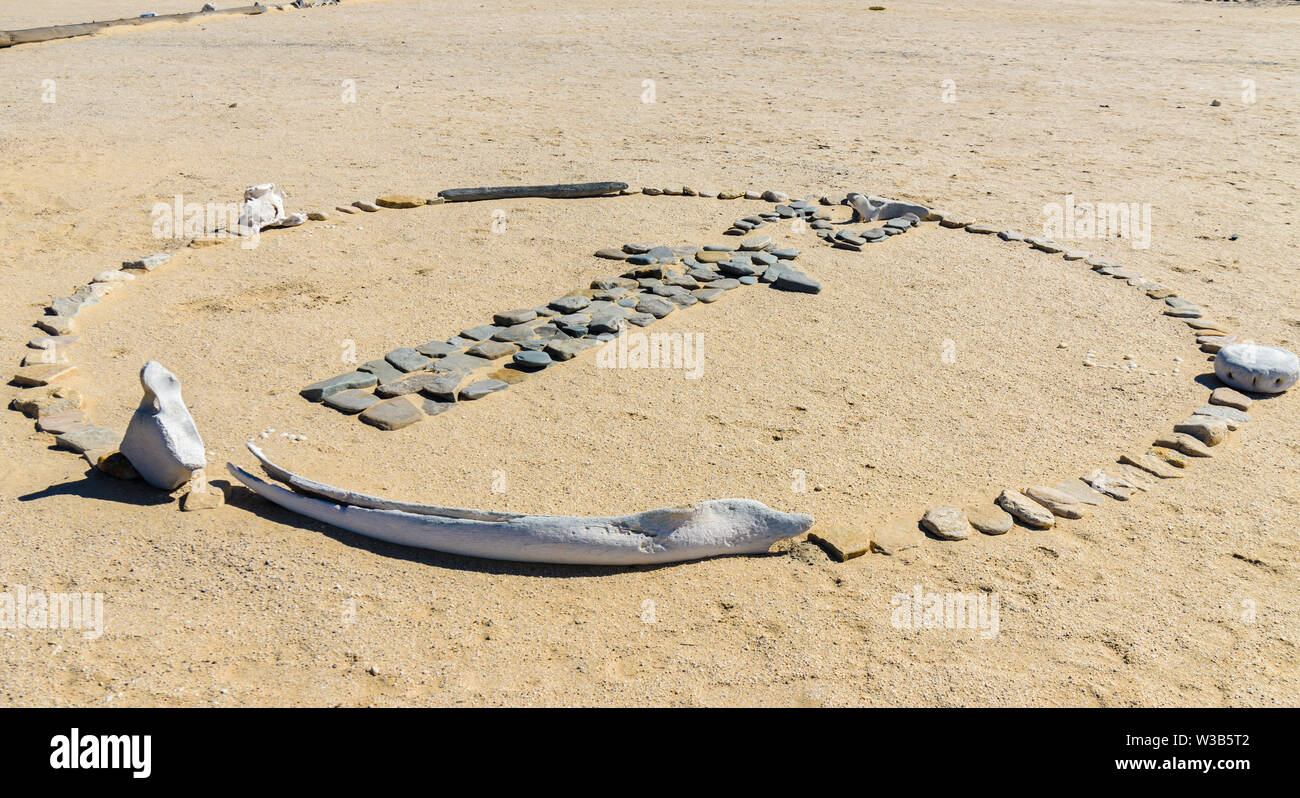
[119,361,206,490]
[227,443,812,565]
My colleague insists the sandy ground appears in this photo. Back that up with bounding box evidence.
[0,0,1297,706]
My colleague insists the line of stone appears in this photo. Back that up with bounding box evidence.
[811,214,1297,559]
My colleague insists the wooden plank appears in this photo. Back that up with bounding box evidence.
[437,182,629,202]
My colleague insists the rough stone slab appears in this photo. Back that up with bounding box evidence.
[1174,416,1228,446]
[12,363,77,387]
[122,253,171,271]
[493,308,538,327]
[459,379,509,401]
[920,505,971,540]
[430,353,492,374]
[375,195,427,209]
[358,397,424,430]
[870,519,924,555]
[11,386,83,418]
[357,359,406,385]
[1051,479,1105,506]
[36,316,76,336]
[1119,452,1183,479]
[55,425,121,454]
[416,372,467,402]
[416,340,462,358]
[467,340,519,360]
[1024,485,1085,519]
[301,371,377,402]
[1082,470,1135,500]
[35,409,88,434]
[963,504,1012,535]
[996,490,1054,528]
[545,338,602,362]
[182,486,225,511]
[807,523,870,561]
[1153,432,1212,457]
[385,347,433,373]
[323,389,381,414]
[1195,404,1249,427]
[1209,387,1251,411]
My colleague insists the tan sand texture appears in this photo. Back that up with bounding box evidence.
[0,0,1296,706]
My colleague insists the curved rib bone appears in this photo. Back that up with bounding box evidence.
[227,443,813,565]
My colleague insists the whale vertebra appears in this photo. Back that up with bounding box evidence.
[227,443,813,566]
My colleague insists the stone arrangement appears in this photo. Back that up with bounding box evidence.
[8,177,1297,563]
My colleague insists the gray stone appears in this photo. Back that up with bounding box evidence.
[1174,416,1229,446]
[1023,486,1084,519]
[545,338,603,361]
[418,373,468,402]
[461,324,503,342]
[375,372,447,398]
[467,340,519,360]
[965,504,1013,535]
[667,293,698,307]
[492,323,540,343]
[1051,479,1105,506]
[416,340,462,358]
[55,425,121,454]
[385,347,433,372]
[770,248,798,259]
[1209,387,1251,410]
[122,253,171,271]
[589,307,629,333]
[549,295,592,314]
[625,312,656,327]
[422,399,456,417]
[430,353,492,373]
[996,490,1054,528]
[359,397,424,430]
[494,308,537,326]
[713,278,741,290]
[635,295,675,318]
[302,371,378,402]
[1195,404,1250,426]
[693,288,725,303]
[920,505,971,540]
[459,379,509,401]
[772,271,821,294]
[997,230,1025,241]
[1214,343,1298,394]
[740,235,772,251]
[514,350,553,369]
[1153,432,1212,458]
[324,389,381,414]
[595,248,628,260]
[357,359,406,384]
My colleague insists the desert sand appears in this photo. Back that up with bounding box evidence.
[0,0,1297,706]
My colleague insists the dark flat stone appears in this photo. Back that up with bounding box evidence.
[459,379,509,401]
[430,353,492,373]
[772,270,822,294]
[358,397,424,430]
[357,359,406,384]
[493,308,538,326]
[461,324,503,342]
[324,389,380,414]
[513,350,554,369]
[301,371,378,402]
[415,340,462,358]
[549,295,592,314]
[467,340,519,360]
[385,347,433,372]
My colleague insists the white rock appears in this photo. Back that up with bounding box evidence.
[93,270,135,283]
[1214,343,1298,394]
[119,361,206,490]
[236,183,287,233]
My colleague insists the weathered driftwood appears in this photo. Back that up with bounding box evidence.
[0,6,275,49]
[437,182,629,203]
[227,443,812,565]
